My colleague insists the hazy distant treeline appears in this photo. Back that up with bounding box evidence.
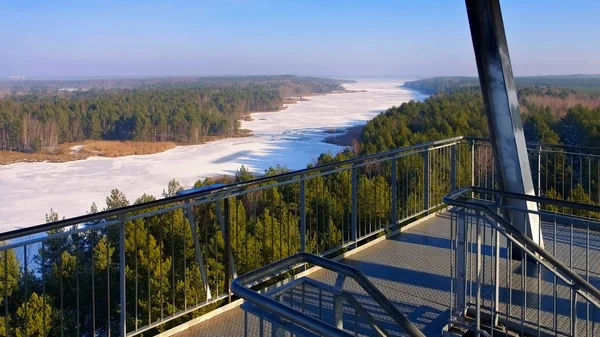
[403,75,600,95]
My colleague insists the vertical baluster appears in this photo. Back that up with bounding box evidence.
[508,216,513,318]
[224,198,231,304]
[471,140,475,192]
[586,222,590,336]
[537,219,541,337]
[537,146,542,196]
[351,167,357,248]
[572,293,578,337]
[553,218,558,336]
[172,212,176,311]
[391,158,398,230]
[571,220,574,336]
[76,232,80,337]
[318,288,322,320]
[135,219,139,329]
[244,310,248,337]
[41,243,46,336]
[92,230,97,335]
[24,245,27,337]
[587,157,591,198]
[61,241,65,337]
[107,225,111,337]
[423,148,430,212]
[450,211,455,326]
[119,216,126,337]
[451,144,457,192]
[493,222,500,331]
[456,212,467,318]
[520,245,525,337]
[475,217,482,337]
[147,226,152,322]
[4,250,8,337]
[159,215,164,320]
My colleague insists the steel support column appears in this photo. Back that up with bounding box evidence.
[465,0,543,246]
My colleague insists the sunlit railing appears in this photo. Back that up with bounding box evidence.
[3,136,600,336]
[467,137,600,204]
[0,137,461,337]
[444,187,600,337]
[232,253,424,337]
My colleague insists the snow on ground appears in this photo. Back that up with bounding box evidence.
[0,80,426,232]
[70,144,84,154]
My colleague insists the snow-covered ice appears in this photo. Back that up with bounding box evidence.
[0,80,426,231]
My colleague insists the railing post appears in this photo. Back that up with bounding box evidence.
[451,144,457,191]
[224,198,231,303]
[423,148,430,212]
[471,140,475,188]
[272,324,285,337]
[119,214,126,337]
[391,158,398,229]
[333,293,344,329]
[184,200,212,300]
[475,217,482,337]
[351,166,358,247]
[537,145,542,197]
[455,211,468,320]
[493,222,500,328]
[300,177,306,253]
[216,200,237,281]
[572,292,578,337]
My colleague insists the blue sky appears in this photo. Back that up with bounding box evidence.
[0,0,598,78]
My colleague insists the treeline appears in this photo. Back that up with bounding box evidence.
[358,85,600,204]
[0,76,346,152]
[0,75,349,97]
[359,89,488,154]
[403,75,600,95]
[397,79,600,149]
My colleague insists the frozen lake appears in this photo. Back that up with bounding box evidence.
[0,80,426,231]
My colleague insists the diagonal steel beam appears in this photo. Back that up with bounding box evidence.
[465,0,543,247]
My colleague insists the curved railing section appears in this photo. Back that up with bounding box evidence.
[231,252,425,337]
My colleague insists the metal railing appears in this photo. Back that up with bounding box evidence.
[3,135,600,336]
[231,253,424,337]
[444,186,600,337]
[0,137,461,337]
[467,137,600,204]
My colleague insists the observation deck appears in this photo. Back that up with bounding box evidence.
[2,137,600,337]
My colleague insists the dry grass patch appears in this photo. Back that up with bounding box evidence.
[0,141,177,165]
[0,150,78,165]
[1,132,253,165]
[80,141,177,157]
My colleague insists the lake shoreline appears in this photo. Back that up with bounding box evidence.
[0,80,421,230]
[0,89,365,166]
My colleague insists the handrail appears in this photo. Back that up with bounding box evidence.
[0,136,464,242]
[7,135,600,242]
[460,186,600,214]
[6,135,600,242]
[443,186,600,306]
[463,136,600,152]
[231,252,425,337]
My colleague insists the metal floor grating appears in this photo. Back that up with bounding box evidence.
[171,211,600,336]
[173,212,455,337]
